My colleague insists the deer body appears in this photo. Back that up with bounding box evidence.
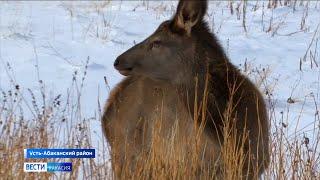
[103,76,221,178]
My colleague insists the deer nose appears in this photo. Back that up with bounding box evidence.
[114,58,120,67]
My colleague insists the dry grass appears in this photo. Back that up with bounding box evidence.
[1,64,319,180]
[0,60,111,179]
[1,59,319,179]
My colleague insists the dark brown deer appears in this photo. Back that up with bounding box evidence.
[102,0,269,179]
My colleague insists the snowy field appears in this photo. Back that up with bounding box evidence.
[0,1,319,178]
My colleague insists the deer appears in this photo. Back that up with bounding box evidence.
[102,0,269,179]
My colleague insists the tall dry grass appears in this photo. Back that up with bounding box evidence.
[1,59,319,179]
[0,60,112,179]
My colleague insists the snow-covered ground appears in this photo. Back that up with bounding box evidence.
[0,0,319,170]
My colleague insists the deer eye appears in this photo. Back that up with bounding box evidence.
[150,40,162,49]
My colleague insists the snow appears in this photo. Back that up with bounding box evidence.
[0,0,319,171]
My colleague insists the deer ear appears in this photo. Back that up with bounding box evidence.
[172,0,207,35]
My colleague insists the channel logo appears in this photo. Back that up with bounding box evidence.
[24,162,72,172]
